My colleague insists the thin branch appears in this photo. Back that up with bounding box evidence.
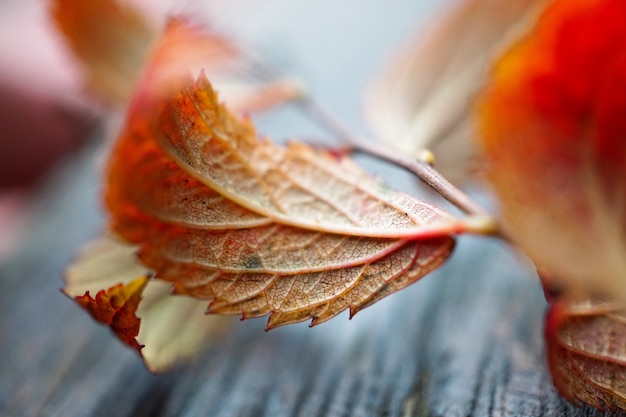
[296,96,489,218]
[246,58,501,235]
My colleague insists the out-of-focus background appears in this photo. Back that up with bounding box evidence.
[0,1,609,416]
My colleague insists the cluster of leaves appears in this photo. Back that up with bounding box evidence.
[55,0,626,411]
[56,0,480,372]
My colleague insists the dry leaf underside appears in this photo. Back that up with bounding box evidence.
[103,72,463,330]
[546,295,626,411]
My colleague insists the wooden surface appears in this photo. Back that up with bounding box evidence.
[1,145,621,417]
[1,1,624,416]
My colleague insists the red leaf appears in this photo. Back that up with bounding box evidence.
[73,276,148,352]
[477,0,626,298]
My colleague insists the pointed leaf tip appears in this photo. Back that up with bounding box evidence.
[73,276,149,352]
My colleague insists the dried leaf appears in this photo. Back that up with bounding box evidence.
[367,0,546,182]
[476,0,626,299]
[65,238,229,372]
[545,292,626,411]
[100,72,460,331]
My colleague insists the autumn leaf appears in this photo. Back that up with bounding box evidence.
[545,292,626,411]
[102,71,463,330]
[65,238,229,372]
[367,0,546,182]
[476,0,626,299]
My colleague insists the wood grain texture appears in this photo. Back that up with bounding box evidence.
[0,143,622,417]
[1,1,623,416]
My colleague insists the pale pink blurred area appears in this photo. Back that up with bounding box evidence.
[0,0,103,262]
[0,191,31,263]
[0,0,196,189]
[0,0,97,188]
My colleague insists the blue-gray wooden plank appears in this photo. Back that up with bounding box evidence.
[0,1,622,416]
[0,142,617,417]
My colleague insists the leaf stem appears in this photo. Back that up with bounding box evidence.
[296,96,489,218]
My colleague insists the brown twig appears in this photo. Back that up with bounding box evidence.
[296,96,489,218]
[248,58,501,235]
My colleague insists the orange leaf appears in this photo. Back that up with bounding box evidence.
[477,0,626,298]
[98,71,463,331]
[545,292,626,411]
